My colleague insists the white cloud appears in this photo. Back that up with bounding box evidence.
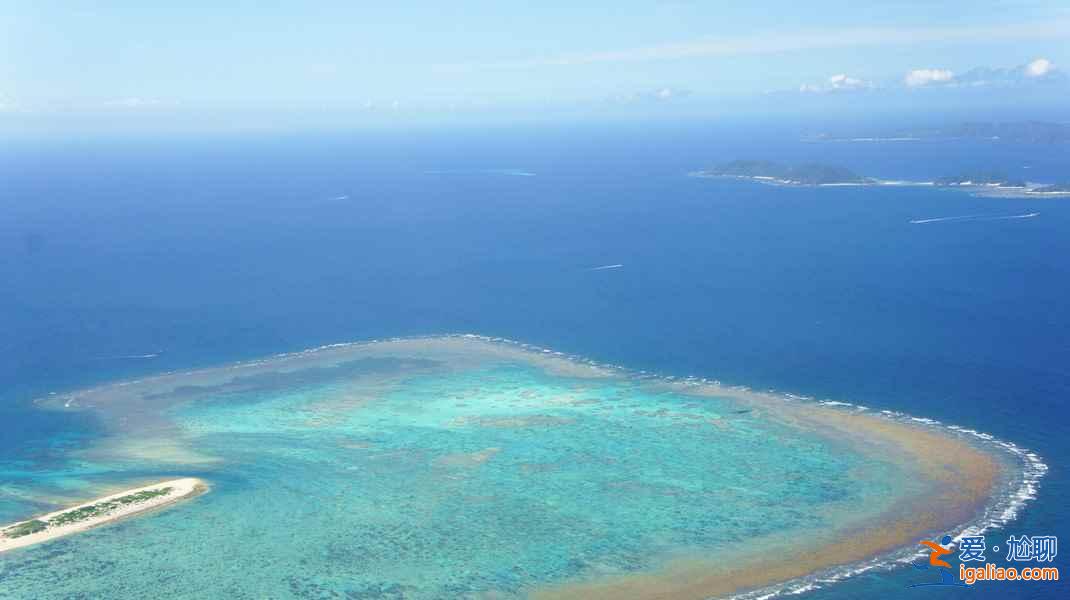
[1025,57,1053,77]
[0,93,23,112]
[799,73,873,93]
[904,68,955,87]
[789,56,1064,96]
[908,57,1063,88]
[608,87,693,104]
[438,20,1070,72]
[828,74,864,88]
[651,87,693,100]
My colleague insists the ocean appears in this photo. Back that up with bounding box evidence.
[1,121,1068,598]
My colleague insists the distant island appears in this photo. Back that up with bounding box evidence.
[696,160,872,186]
[693,160,1070,197]
[944,121,1070,144]
[0,478,206,553]
[804,120,1070,144]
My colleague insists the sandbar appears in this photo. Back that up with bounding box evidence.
[0,478,207,554]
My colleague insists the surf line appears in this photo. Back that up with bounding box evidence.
[587,264,624,271]
[910,212,1039,224]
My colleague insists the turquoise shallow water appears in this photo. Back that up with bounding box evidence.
[2,343,915,598]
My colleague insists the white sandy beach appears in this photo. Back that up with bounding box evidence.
[0,478,206,554]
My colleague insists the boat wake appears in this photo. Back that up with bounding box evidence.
[910,212,1039,224]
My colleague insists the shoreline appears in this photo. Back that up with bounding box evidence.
[27,334,1044,598]
[0,478,207,554]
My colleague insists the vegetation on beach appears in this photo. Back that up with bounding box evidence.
[2,487,174,539]
[3,520,48,539]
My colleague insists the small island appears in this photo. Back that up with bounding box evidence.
[0,478,206,553]
[694,159,1070,198]
[695,160,872,186]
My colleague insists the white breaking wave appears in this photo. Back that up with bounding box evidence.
[587,264,624,271]
[910,212,1039,224]
[874,179,934,187]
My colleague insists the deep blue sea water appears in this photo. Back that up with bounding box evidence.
[2,121,1068,598]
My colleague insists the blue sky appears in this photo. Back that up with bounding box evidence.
[2,1,1069,131]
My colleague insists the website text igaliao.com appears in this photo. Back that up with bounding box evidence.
[959,563,1059,585]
